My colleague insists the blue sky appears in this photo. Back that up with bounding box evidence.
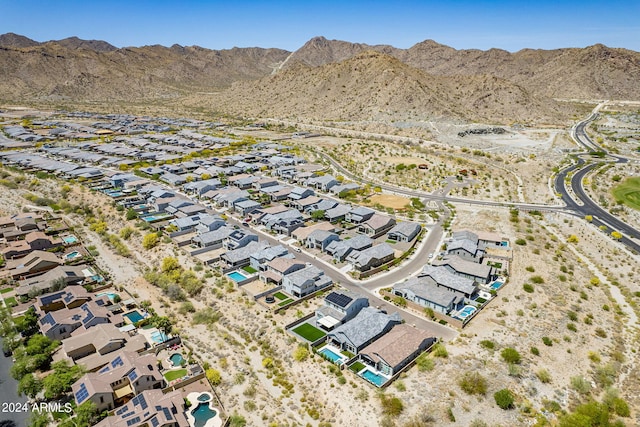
[2,0,638,52]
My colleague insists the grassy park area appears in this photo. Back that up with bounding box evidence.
[613,177,640,210]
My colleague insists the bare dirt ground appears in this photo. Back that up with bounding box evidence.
[367,194,410,210]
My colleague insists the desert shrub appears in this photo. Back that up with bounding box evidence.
[494,389,515,409]
[500,347,521,364]
[479,340,495,350]
[458,371,487,395]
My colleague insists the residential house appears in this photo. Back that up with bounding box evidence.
[326,307,402,355]
[315,290,369,330]
[291,222,336,244]
[346,207,375,224]
[192,226,233,249]
[392,277,465,314]
[325,234,373,262]
[94,389,189,427]
[259,258,306,285]
[72,352,164,412]
[305,230,340,252]
[36,286,92,313]
[249,245,290,271]
[3,250,63,280]
[290,195,321,212]
[418,265,479,299]
[346,243,395,272]
[195,216,225,234]
[324,204,351,223]
[221,241,268,269]
[307,175,338,192]
[159,172,187,186]
[15,264,95,297]
[387,222,422,243]
[234,199,261,216]
[252,177,278,191]
[288,187,315,201]
[62,323,128,361]
[224,229,259,250]
[433,255,493,284]
[358,324,435,376]
[330,182,361,195]
[281,265,332,297]
[358,214,396,238]
[38,299,122,341]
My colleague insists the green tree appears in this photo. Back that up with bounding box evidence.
[310,210,325,221]
[18,373,43,398]
[151,316,173,336]
[494,389,515,409]
[142,233,159,249]
[43,361,84,399]
[206,368,222,386]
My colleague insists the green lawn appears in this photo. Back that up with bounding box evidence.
[273,292,289,301]
[242,266,258,274]
[292,323,326,342]
[385,239,398,244]
[164,369,187,382]
[613,177,640,210]
[0,287,13,294]
[349,361,366,373]
[4,297,17,307]
[278,299,294,307]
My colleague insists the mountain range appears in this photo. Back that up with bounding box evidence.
[1,33,639,125]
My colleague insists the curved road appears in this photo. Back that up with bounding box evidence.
[554,107,640,253]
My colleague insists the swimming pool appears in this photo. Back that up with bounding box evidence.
[64,251,81,260]
[169,353,184,367]
[151,330,168,344]
[191,402,218,427]
[319,347,345,364]
[95,292,118,302]
[360,369,387,387]
[457,305,477,320]
[124,310,144,324]
[141,213,171,222]
[62,235,78,244]
[227,271,248,282]
[491,281,504,290]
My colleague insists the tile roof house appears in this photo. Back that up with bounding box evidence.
[223,229,259,251]
[3,250,63,280]
[358,324,435,376]
[288,186,315,201]
[346,243,395,272]
[72,352,164,412]
[324,204,351,223]
[418,265,479,299]
[291,222,336,243]
[393,277,465,314]
[305,230,340,252]
[327,307,402,355]
[15,264,96,297]
[62,323,128,361]
[388,222,422,243]
[315,290,369,330]
[346,207,375,224]
[325,234,374,262]
[358,214,396,238]
[36,286,92,313]
[221,241,268,269]
[192,226,234,249]
[281,265,332,298]
[259,257,305,285]
[249,245,290,271]
[433,255,494,284]
[307,175,338,191]
[94,389,189,427]
[234,199,262,216]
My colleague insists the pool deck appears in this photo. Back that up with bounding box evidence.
[185,392,223,427]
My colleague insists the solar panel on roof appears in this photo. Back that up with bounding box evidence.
[40,312,55,326]
[115,405,129,415]
[82,310,94,325]
[41,291,64,306]
[162,407,172,420]
[98,365,111,374]
[111,355,123,368]
[126,416,141,426]
[326,292,352,308]
[138,394,148,410]
[75,383,89,403]
[63,292,74,303]
[150,417,159,427]
[127,369,138,382]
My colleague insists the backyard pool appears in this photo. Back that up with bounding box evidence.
[95,292,118,302]
[319,347,345,364]
[227,271,248,282]
[191,402,218,427]
[62,235,78,244]
[457,305,477,320]
[360,368,388,387]
[124,310,144,324]
[151,330,168,344]
[169,353,184,367]
[64,251,81,261]
[197,392,212,402]
[491,281,504,290]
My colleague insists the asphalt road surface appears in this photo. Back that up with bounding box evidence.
[0,337,30,427]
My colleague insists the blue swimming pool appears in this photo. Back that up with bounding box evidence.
[457,305,477,319]
[151,330,168,344]
[227,271,248,282]
[191,402,217,427]
[170,353,184,367]
[491,281,504,290]
[64,251,81,260]
[319,347,344,364]
[95,292,118,302]
[360,369,387,387]
[124,310,144,323]
[63,235,78,244]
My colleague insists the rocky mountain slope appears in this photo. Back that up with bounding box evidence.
[0,33,638,124]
